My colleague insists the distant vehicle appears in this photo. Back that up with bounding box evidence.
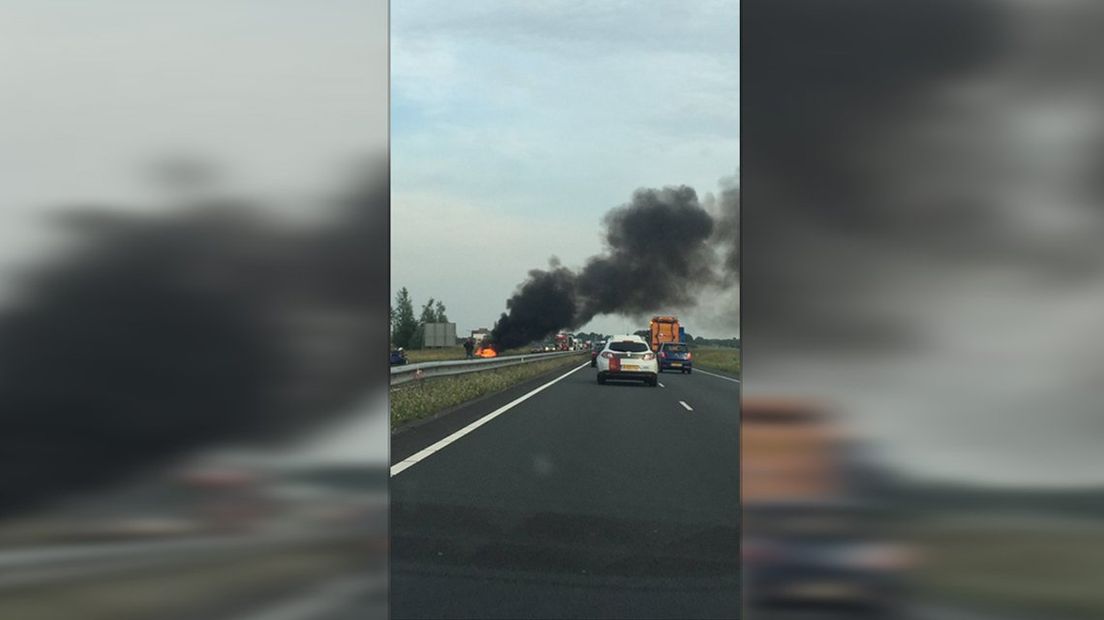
[742,399,910,615]
[649,316,681,351]
[554,332,575,351]
[596,335,658,386]
[590,341,607,367]
[389,348,407,366]
[658,342,692,373]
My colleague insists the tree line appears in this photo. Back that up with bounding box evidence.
[390,287,450,349]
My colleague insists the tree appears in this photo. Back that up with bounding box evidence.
[576,331,606,344]
[434,300,448,323]
[392,288,418,349]
[419,298,438,324]
[412,297,438,348]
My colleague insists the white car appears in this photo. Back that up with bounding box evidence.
[596,335,659,386]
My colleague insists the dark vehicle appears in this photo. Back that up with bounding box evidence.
[743,501,908,616]
[590,341,606,367]
[658,342,692,373]
[389,348,408,366]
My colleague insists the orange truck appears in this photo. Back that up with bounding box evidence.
[741,399,844,501]
[649,316,681,352]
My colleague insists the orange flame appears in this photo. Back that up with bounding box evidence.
[476,346,498,358]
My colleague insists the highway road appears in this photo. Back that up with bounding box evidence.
[390,361,741,619]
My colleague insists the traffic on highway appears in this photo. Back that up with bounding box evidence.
[390,331,741,619]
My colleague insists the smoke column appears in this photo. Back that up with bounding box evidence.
[490,183,737,350]
[0,163,388,516]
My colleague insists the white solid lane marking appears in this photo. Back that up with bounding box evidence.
[679,400,693,411]
[390,361,590,477]
[694,368,741,383]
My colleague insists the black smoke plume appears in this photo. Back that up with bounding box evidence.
[488,260,578,352]
[708,175,739,284]
[742,0,1005,349]
[490,184,736,350]
[0,161,388,516]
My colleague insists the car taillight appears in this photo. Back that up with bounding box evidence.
[686,352,692,360]
[601,351,614,359]
[659,352,667,358]
[643,352,655,360]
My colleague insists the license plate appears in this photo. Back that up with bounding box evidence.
[622,364,639,371]
[671,362,682,367]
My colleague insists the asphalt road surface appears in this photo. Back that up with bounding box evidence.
[390,361,741,619]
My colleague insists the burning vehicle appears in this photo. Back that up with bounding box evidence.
[474,343,498,358]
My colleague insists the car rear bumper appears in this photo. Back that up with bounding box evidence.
[598,370,657,381]
[660,361,691,370]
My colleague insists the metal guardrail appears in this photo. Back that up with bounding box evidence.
[390,350,587,386]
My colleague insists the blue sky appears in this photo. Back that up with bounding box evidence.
[391,1,739,338]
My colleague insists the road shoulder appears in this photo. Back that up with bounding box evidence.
[391,362,590,465]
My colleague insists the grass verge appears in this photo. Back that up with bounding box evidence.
[691,346,741,375]
[391,354,585,429]
[912,515,1104,619]
[404,347,466,363]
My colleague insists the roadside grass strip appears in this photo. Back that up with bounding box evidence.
[390,355,585,429]
[691,346,740,375]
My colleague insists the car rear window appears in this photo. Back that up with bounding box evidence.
[663,344,688,353]
[609,341,649,352]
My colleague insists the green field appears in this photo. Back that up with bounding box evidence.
[690,346,740,375]
[403,347,468,363]
[911,515,1104,619]
[391,354,585,428]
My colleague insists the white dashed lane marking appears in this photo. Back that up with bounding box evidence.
[679,401,693,412]
[694,368,740,383]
